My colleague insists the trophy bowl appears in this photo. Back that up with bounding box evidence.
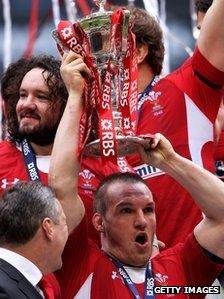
[83,135,155,157]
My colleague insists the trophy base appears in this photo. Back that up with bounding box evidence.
[83,135,154,157]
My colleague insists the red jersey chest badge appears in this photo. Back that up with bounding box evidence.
[146,91,164,116]
[79,169,98,191]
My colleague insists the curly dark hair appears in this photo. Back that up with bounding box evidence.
[1,55,68,143]
[195,0,213,13]
[130,7,165,75]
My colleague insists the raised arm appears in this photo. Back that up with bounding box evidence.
[198,0,224,71]
[138,134,224,258]
[49,52,91,234]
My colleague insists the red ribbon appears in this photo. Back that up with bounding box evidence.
[57,20,96,156]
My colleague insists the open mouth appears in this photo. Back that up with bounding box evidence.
[135,233,147,245]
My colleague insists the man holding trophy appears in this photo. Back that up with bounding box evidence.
[52,0,224,252]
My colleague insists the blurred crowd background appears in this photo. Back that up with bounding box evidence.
[0,0,196,73]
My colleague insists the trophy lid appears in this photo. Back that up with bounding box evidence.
[79,0,112,33]
[94,0,106,12]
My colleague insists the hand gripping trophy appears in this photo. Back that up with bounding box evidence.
[52,0,153,164]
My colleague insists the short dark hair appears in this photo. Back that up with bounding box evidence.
[1,55,68,143]
[130,7,165,75]
[93,172,149,215]
[195,0,213,13]
[0,181,60,246]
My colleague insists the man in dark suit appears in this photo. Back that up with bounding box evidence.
[0,181,68,298]
[0,259,43,298]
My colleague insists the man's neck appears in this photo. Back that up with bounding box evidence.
[31,142,53,156]
[138,63,154,94]
[102,246,148,268]
[4,243,47,275]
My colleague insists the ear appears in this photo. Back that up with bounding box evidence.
[92,213,105,233]
[136,44,149,65]
[41,218,54,240]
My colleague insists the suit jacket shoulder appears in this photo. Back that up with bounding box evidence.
[0,259,42,299]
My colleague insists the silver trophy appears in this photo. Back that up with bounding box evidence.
[53,0,152,157]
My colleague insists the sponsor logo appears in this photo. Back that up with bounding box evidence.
[111,271,124,284]
[61,26,73,39]
[133,164,164,179]
[22,140,31,156]
[27,162,39,181]
[101,119,113,131]
[111,271,119,280]
[1,178,20,189]
[59,24,85,56]
[123,117,131,130]
[117,158,133,173]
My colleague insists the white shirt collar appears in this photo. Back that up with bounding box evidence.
[124,265,146,284]
[0,248,42,286]
[16,144,50,174]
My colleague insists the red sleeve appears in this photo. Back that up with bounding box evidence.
[180,234,223,287]
[192,47,224,88]
[152,233,223,292]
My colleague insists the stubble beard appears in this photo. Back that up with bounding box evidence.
[18,121,59,146]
